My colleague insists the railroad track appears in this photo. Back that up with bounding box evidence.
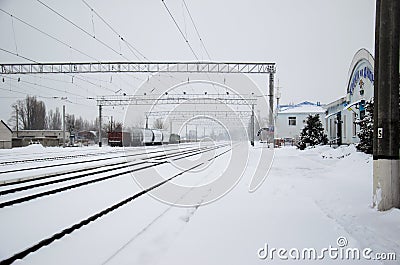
[0,143,232,265]
[0,143,227,208]
[0,142,198,166]
[0,147,132,166]
[0,143,203,176]
[0,144,208,188]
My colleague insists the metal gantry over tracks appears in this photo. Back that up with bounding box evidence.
[1,61,275,75]
[0,61,276,146]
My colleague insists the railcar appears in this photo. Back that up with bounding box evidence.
[109,128,179,146]
[143,128,154,145]
[152,129,163,145]
[107,131,132,147]
[169,133,181,144]
[161,130,171,145]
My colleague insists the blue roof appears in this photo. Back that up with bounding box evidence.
[279,101,321,111]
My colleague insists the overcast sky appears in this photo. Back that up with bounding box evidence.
[0,0,376,125]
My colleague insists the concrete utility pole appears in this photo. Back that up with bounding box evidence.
[15,107,18,138]
[110,116,113,132]
[62,105,66,148]
[373,0,400,211]
[251,104,255,146]
[268,73,275,128]
[98,105,102,147]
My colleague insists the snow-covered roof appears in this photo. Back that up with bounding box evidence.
[278,102,326,114]
[0,120,12,133]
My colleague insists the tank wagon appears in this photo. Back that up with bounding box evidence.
[108,129,177,147]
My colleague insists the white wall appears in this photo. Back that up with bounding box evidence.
[326,56,374,145]
[0,121,12,149]
[276,112,326,139]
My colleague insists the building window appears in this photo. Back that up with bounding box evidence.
[352,112,357,137]
[288,117,296,126]
[343,115,347,139]
[329,119,334,139]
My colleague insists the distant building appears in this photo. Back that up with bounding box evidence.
[325,48,374,145]
[77,130,97,145]
[12,130,70,147]
[0,120,12,149]
[275,101,326,141]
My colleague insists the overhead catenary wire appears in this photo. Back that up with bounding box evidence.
[3,75,85,99]
[10,15,18,55]
[0,46,130,96]
[182,0,211,60]
[180,0,217,94]
[69,74,119,94]
[0,82,94,108]
[81,0,148,61]
[0,15,136,113]
[0,8,98,61]
[0,7,139,95]
[25,73,120,96]
[35,0,129,61]
[81,0,183,91]
[0,8,98,62]
[0,7,123,95]
[161,0,200,61]
[0,47,38,63]
[80,0,156,91]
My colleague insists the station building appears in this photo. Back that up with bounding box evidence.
[325,48,374,145]
[275,101,326,141]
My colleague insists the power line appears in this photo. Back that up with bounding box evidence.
[0,85,40,97]
[182,0,211,60]
[81,0,148,61]
[180,0,217,93]
[79,1,179,90]
[1,82,63,100]
[0,8,134,95]
[0,47,38,63]
[161,0,200,61]
[0,46,132,96]
[10,15,18,55]
[69,74,117,94]
[0,81,96,107]
[3,75,85,98]
[0,8,98,61]
[80,0,176,92]
[35,0,129,60]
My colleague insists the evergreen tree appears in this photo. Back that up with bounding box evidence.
[297,114,328,150]
[355,100,373,154]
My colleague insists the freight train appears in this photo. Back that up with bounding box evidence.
[107,129,179,147]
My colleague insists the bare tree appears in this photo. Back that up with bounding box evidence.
[46,107,62,130]
[13,96,46,130]
[133,118,144,128]
[8,104,20,130]
[153,118,167,130]
[104,120,123,132]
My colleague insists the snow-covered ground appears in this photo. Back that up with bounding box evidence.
[0,143,399,264]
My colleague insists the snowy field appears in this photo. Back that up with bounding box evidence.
[0,143,399,265]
